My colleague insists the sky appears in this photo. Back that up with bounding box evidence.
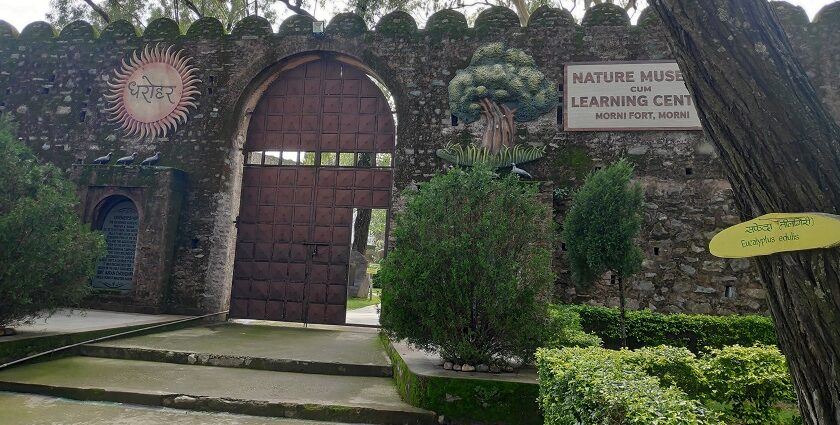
[0,0,833,32]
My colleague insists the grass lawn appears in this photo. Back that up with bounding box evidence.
[347,288,381,310]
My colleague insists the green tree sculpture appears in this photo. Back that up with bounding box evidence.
[449,43,558,154]
[562,159,643,348]
[0,117,106,332]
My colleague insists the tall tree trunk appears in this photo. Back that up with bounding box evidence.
[618,275,627,349]
[352,153,373,255]
[479,98,516,155]
[647,1,840,423]
[511,0,530,26]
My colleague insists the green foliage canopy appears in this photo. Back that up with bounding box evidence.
[448,43,558,124]
[702,344,797,424]
[537,346,721,425]
[378,166,554,365]
[542,304,603,349]
[0,117,105,327]
[562,159,644,287]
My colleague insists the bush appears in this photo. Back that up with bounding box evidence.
[702,344,796,424]
[0,117,105,328]
[542,304,603,349]
[626,345,708,400]
[379,166,554,366]
[572,305,778,352]
[536,347,721,425]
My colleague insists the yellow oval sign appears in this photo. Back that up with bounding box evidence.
[709,213,840,258]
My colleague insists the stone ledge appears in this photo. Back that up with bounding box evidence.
[381,335,541,424]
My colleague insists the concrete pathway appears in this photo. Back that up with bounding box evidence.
[82,322,392,376]
[0,321,436,424]
[0,392,346,425]
[2,309,186,342]
[346,305,380,327]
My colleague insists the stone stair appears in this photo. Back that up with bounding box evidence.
[0,322,436,425]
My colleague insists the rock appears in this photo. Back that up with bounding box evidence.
[187,353,197,364]
[693,286,717,294]
[627,145,649,155]
[743,288,767,299]
[347,250,370,297]
[462,364,476,372]
[172,395,196,405]
[730,258,752,272]
[452,364,462,371]
[477,364,489,372]
[633,280,655,292]
[443,361,453,370]
[680,264,697,276]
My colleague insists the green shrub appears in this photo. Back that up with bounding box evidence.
[379,166,554,366]
[0,116,105,328]
[626,345,708,399]
[536,347,721,425]
[542,304,603,349]
[572,304,778,352]
[702,344,796,424]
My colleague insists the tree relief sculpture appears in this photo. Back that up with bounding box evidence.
[441,43,557,169]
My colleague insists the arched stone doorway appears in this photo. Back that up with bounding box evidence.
[230,57,396,324]
[91,196,140,292]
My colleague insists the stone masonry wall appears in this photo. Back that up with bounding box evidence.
[0,1,837,315]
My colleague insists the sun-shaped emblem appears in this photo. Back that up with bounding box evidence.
[105,44,201,139]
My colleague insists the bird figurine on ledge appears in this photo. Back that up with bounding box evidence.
[115,152,136,166]
[509,163,533,180]
[92,152,112,165]
[141,152,161,166]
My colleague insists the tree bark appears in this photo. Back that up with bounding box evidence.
[352,153,373,255]
[278,0,315,18]
[479,98,516,155]
[647,1,840,423]
[618,275,627,349]
[83,0,111,23]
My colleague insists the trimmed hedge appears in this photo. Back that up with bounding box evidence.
[626,345,708,400]
[537,347,721,425]
[571,305,777,352]
[703,344,796,424]
[537,345,797,425]
[542,304,603,349]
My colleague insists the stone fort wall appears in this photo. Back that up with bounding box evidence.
[0,1,837,315]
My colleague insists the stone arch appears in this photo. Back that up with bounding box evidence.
[205,51,400,318]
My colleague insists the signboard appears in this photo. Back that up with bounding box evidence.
[105,44,200,139]
[564,61,703,131]
[92,200,139,290]
[709,213,840,259]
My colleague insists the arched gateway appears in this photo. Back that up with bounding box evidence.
[230,57,396,324]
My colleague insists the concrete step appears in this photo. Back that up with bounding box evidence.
[0,356,435,425]
[0,391,351,425]
[79,322,393,377]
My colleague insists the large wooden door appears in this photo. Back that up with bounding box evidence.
[230,57,395,324]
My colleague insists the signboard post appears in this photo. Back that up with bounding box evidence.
[709,213,840,258]
[564,61,703,131]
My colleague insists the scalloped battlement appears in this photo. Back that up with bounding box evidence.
[0,1,834,42]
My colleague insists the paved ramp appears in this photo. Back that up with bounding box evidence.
[0,322,435,425]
